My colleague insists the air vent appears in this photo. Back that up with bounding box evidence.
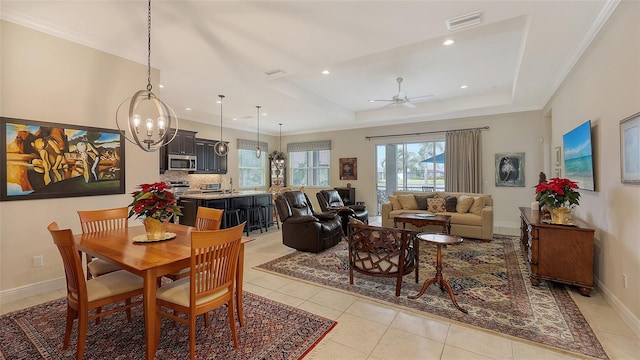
[446,10,483,31]
[264,68,286,76]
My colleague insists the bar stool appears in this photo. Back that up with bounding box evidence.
[225,209,241,229]
[260,203,279,230]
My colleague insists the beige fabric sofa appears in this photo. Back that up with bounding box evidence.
[381,191,493,241]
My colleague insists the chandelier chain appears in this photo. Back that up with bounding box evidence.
[146,0,152,92]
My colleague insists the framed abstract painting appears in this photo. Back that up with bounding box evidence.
[1,117,125,201]
[620,112,640,184]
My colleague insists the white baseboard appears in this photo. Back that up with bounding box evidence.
[0,277,65,306]
[596,277,640,337]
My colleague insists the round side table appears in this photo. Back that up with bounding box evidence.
[408,233,468,314]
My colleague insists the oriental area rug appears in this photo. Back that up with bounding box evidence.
[256,235,608,359]
[0,292,336,360]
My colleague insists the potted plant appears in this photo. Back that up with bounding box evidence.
[534,177,580,224]
[128,182,182,239]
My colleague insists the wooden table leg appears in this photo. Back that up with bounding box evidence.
[143,270,158,360]
[236,243,245,326]
[408,244,467,314]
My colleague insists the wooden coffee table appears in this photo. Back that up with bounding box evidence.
[409,233,467,314]
[393,213,451,234]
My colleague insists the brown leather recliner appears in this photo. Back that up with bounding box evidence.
[316,189,369,234]
[275,191,343,253]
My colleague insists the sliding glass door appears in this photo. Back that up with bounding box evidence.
[375,140,445,214]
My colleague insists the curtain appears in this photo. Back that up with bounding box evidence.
[445,129,482,192]
[287,140,331,152]
[237,139,268,152]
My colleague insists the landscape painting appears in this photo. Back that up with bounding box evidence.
[1,117,125,201]
[563,120,595,191]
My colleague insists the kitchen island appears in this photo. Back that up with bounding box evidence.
[178,191,274,231]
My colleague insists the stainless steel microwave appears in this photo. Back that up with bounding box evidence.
[168,154,197,171]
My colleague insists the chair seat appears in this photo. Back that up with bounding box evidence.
[157,275,229,307]
[87,258,120,278]
[86,270,143,302]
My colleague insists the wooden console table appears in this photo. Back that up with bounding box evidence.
[519,207,594,295]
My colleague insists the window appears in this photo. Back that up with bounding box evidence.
[237,140,267,188]
[290,150,330,186]
[287,140,331,187]
[375,140,445,213]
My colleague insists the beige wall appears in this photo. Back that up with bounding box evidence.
[542,0,640,332]
[286,111,546,234]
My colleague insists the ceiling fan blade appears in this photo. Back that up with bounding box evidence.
[408,95,435,102]
[402,102,416,109]
[368,99,393,103]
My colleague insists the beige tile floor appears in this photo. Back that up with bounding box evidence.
[2,220,638,360]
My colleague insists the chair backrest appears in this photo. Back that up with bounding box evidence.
[77,207,128,233]
[275,191,316,222]
[347,222,416,275]
[316,189,344,211]
[195,207,223,230]
[189,223,245,304]
[48,222,87,308]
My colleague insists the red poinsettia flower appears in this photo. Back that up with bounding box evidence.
[128,182,183,220]
[534,177,580,210]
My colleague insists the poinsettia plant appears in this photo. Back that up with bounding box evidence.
[128,182,182,220]
[534,177,580,210]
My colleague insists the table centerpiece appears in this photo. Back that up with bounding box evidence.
[128,182,182,239]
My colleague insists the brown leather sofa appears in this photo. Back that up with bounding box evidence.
[316,189,369,234]
[275,191,343,253]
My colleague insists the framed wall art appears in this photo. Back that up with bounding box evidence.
[1,117,125,201]
[620,112,640,184]
[339,157,357,180]
[495,152,525,187]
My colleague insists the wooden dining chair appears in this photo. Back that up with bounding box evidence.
[155,222,245,360]
[77,207,128,279]
[165,206,224,282]
[48,222,144,360]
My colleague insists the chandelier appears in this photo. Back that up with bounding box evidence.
[255,106,262,158]
[116,0,177,152]
[272,123,286,169]
[214,95,229,156]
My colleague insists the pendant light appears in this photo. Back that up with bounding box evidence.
[255,105,262,158]
[214,95,229,156]
[273,123,286,170]
[115,0,178,152]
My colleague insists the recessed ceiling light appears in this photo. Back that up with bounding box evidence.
[368,99,375,103]
[159,84,164,88]
[460,85,468,89]
[443,39,455,46]
[321,70,330,75]
[216,100,222,104]
[262,113,268,116]
[232,118,237,121]
[185,107,192,111]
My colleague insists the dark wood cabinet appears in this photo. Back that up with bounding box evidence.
[167,129,197,155]
[335,187,355,205]
[519,207,594,295]
[194,138,227,174]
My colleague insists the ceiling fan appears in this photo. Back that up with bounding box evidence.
[368,77,434,109]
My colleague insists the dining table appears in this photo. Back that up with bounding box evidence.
[74,223,253,360]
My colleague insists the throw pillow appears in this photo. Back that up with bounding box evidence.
[470,196,485,215]
[388,196,403,210]
[456,195,473,213]
[398,194,418,210]
[427,198,446,213]
[444,196,458,212]
[415,196,429,210]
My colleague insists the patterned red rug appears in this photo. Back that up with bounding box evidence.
[0,292,336,359]
[257,235,608,359]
